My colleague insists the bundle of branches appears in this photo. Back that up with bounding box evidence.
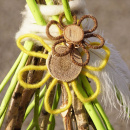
[0,0,129,130]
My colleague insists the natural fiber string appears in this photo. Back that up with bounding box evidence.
[44,79,72,114]
[71,72,100,103]
[16,1,110,115]
[17,34,51,59]
[18,65,51,89]
[17,34,109,97]
[46,13,105,66]
[85,42,110,71]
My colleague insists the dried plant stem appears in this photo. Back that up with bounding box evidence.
[40,77,56,130]
[71,90,89,130]
[34,88,40,129]
[0,42,33,118]
[5,83,24,129]
[36,0,45,4]
[0,41,33,128]
[76,77,106,130]
[10,46,46,129]
[61,84,73,130]
[5,56,32,130]
[24,86,46,121]
[47,84,61,130]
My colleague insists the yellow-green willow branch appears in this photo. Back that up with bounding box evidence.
[27,90,45,130]
[75,77,106,130]
[47,84,61,130]
[62,0,73,24]
[0,41,33,118]
[24,86,46,121]
[80,75,113,130]
[27,89,40,130]
[45,0,59,21]
[0,52,23,92]
[26,0,46,25]
[0,106,7,128]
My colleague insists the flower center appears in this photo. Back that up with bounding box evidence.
[64,25,84,43]
[46,45,82,82]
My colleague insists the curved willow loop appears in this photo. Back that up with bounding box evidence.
[44,80,72,114]
[84,34,105,49]
[71,43,90,66]
[46,20,64,40]
[18,65,51,89]
[52,39,73,56]
[71,71,100,103]
[85,42,110,71]
[77,15,98,33]
[17,34,51,59]
[59,12,77,27]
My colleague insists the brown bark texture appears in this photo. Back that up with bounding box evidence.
[61,84,73,130]
[71,89,89,130]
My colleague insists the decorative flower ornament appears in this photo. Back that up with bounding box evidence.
[16,13,110,114]
[46,13,105,66]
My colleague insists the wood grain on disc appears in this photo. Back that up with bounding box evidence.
[46,45,82,82]
[64,25,84,43]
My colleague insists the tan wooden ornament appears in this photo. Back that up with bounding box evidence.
[46,45,82,82]
[64,25,84,43]
[46,13,105,67]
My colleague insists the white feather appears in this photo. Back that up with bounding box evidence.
[85,38,130,119]
[15,0,130,119]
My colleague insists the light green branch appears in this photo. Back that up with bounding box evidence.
[26,0,47,25]
[76,77,106,130]
[24,86,46,121]
[0,106,7,128]
[47,84,61,130]
[34,89,40,130]
[61,0,73,24]
[27,89,45,130]
[0,41,33,118]
[80,74,113,130]
[0,52,23,93]
[45,0,59,21]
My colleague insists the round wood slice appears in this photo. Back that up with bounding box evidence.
[46,45,82,82]
[64,25,84,43]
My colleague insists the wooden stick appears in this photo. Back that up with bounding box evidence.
[61,84,73,130]
[5,56,32,130]
[12,45,45,129]
[39,77,56,130]
[39,1,58,129]
[36,0,45,4]
[6,1,46,130]
[71,89,89,130]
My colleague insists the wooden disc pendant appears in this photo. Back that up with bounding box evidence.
[64,25,84,43]
[46,45,82,82]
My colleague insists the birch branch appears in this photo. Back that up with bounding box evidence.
[13,45,45,129]
[39,77,56,130]
[71,89,89,130]
[5,56,32,130]
[61,84,73,130]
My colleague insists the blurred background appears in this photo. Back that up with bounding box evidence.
[0,0,130,129]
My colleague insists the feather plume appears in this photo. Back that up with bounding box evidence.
[85,38,130,119]
[15,0,130,119]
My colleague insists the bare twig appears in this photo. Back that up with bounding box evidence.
[71,89,89,130]
[61,84,73,130]
[5,56,32,130]
[10,45,45,129]
[36,0,46,4]
[39,77,56,130]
